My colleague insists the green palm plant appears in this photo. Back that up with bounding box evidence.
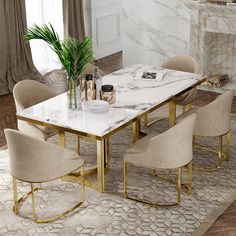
[25,23,93,108]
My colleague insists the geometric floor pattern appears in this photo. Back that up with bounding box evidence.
[0,107,236,236]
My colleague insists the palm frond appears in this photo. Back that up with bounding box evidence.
[25,23,93,78]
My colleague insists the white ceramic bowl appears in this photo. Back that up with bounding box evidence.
[84,100,109,113]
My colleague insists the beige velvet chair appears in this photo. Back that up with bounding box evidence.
[144,56,198,127]
[176,90,234,171]
[162,56,198,108]
[4,129,85,223]
[13,80,57,140]
[124,114,196,207]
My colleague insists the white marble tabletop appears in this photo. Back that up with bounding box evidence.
[17,65,204,137]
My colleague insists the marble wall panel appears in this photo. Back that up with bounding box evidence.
[122,0,191,67]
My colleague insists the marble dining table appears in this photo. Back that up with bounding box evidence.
[17,64,205,192]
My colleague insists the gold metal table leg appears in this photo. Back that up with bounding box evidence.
[77,136,80,155]
[97,139,105,192]
[169,99,176,128]
[132,119,140,143]
[144,114,148,127]
[59,131,66,148]
[104,138,110,168]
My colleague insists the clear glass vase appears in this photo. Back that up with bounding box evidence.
[67,77,82,109]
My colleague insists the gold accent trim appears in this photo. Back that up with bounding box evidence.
[12,166,85,223]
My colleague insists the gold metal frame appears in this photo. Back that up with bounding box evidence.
[124,161,193,207]
[193,131,231,171]
[12,166,85,223]
[16,78,206,193]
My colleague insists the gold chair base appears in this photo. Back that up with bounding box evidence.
[123,161,192,207]
[125,194,180,208]
[153,173,191,194]
[193,132,231,172]
[12,166,85,223]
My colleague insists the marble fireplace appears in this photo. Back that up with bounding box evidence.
[184,1,236,93]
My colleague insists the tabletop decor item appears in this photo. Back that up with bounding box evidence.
[24,23,93,109]
[80,74,96,101]
[100,85,116,104]
[84,100,109,113]
[134,69,167,81]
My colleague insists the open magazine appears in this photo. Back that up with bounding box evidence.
[134,70,167,81]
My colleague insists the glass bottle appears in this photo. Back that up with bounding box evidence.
[94,66,102,100]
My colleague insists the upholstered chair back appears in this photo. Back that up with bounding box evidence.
[13,80,56,111]
[162,56,198,73]
[141,115,196,169]
[194,90,234,137]
[4,129,82,183]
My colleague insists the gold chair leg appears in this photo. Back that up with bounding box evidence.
[80,166,85,202]
[77,136,80,155]
[105,138,110,168]
[187,161,192,194]
[31,183,37,222]
[194,135,228,172]
[177,168,182,205]
[218,136,223,170]
[124,161,128,198]
[226,131,231,161]
[12,177,19,214]
[144,114,148,127]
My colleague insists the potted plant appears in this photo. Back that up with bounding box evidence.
[25,23,93,108]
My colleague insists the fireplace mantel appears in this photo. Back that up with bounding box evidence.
[184,1,236,92]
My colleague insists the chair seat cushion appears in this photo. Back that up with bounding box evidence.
[127,133,158,154]
[175,107,199,124]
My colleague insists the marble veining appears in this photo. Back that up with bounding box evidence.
[122,0,236,92]
[184,0,236,92]
[18,65,203,137]
[122,0,190,67]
